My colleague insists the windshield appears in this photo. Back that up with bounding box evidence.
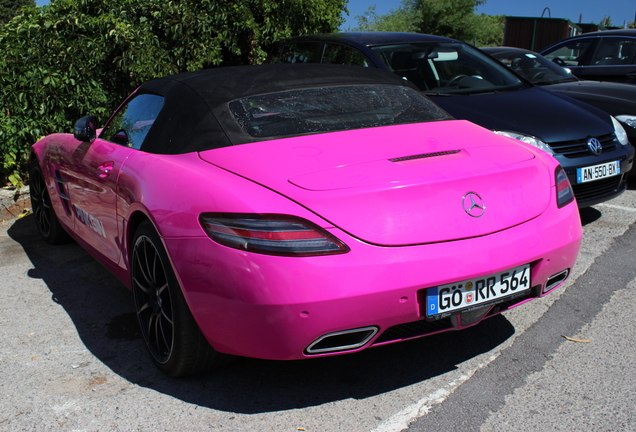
[371,42,527,94]
[489,50,578,85]
[229,85,450,138]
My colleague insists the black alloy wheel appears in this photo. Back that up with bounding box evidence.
[132,230,175,365]
[131,221,230,376]
[29,159,70,244]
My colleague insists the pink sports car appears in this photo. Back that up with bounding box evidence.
[30,64,582,377]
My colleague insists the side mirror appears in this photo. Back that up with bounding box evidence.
[74,115,98,142]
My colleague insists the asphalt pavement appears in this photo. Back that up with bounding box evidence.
[1,185,636,431]
[409,216,636,431]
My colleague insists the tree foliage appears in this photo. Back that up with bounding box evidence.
[354,4,419,33]
[470,13,506,47]
[0,0,346,186]
[0,0,34,24]
[354,0,504,47]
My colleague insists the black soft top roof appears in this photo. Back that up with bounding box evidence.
[137,63,419,154]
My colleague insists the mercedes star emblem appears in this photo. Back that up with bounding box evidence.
[463,192,486,218]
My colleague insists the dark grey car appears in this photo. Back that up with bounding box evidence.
[483,46,636,143]
[269,32,635,208]
[540,29,636,84]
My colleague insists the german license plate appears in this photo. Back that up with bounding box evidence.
[576,160,620,184]
[426,264,531,317]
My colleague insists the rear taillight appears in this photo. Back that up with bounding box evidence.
[555,166,575,208]
[199,214,349,256]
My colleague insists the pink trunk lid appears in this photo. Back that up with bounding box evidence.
[199,120,552,246]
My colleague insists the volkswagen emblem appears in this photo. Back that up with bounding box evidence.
[463,192,486,218]
[587,138,603,155]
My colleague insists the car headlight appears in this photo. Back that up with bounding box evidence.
[615,115,636,128]
[493,130,555,155]
[614,116,635,144]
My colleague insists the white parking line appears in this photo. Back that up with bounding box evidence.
[371,354,500,432]
[596,203,636,212]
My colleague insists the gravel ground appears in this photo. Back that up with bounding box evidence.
[0,186,30,222]
[1,184,635,432]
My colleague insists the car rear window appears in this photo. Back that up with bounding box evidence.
[228,85,450,138]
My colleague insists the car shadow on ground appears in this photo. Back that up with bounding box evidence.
[9,215,515,414]
[578,174,636,225]
[580,207,602,225]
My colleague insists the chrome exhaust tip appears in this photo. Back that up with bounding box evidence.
[544,269,569,294]
[306,326,378,355]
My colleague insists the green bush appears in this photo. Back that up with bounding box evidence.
[0,0,346,186]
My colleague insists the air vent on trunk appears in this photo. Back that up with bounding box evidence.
[390,150,461,162]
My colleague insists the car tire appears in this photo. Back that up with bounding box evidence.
[131,220,231,377]
[29,159,71,244]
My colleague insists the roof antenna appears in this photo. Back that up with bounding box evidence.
[541,7,551,18]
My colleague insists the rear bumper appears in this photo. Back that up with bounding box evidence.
[165,201,582,360]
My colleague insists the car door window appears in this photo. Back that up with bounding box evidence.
[542,39,595,66]
[101,94,164,150]
[275,43,323,64]
[591,38,636,65]
[322,43,371,66]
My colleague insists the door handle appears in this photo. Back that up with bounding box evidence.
[98,161,114,178]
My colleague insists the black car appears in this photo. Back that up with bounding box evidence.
[483,46,636,142]
[540,29,636,84]
[269,32,635,207]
